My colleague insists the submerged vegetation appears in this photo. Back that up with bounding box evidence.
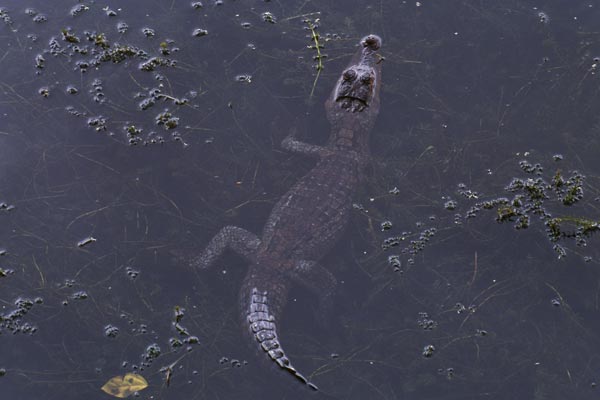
[379,155,599,273]
[462,158,598,259]
[0,297,41,335]
[304,17,326,97]
[38,24,187,146]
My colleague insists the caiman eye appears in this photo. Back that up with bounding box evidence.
[343,69,356,81]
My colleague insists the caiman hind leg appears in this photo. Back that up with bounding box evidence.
[180,225,261,269]
[290,260,338,328]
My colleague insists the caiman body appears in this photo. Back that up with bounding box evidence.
[190,35,382,389]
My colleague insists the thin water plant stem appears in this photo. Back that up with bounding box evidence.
[304,18,325,98]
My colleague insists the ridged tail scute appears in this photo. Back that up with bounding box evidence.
[247,288,318,391]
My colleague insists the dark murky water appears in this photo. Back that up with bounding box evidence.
[1,1,600,399]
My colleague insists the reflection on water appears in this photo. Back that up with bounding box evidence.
[1,0,600,399]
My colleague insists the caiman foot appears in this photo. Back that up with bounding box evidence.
[173,225,260,269]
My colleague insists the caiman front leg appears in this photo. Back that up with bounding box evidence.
[183,226,261,269]
[281,128,331,158]
[289,260,338,327]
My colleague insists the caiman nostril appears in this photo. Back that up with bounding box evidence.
[362,34,382,50]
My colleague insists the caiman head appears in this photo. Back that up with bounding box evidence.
[325,34,382,128]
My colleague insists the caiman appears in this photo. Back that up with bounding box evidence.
[187,34,382,390]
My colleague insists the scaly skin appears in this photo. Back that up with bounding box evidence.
[188,35,383,390]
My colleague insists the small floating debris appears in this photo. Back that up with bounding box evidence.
[71,290,89,300]
[169,337,183,348]
[65,106,85,117]
[388,255,401,272]
[0,202,15,212]
[173,322,189,336]
[104,324,120,338]
[32,14,47,23]
[87,116,107,132]
[61,28,80,43]
[0,268,14,277]
[422,344,435,358]
[103,6,118,17]
[35,54,45,69]
[125,267,139,280]
[261,11,276,24]
[144,343,161,361]
[139,57,176,72]
[185,336,199,345]
[1,297,39,335]
[142,27,155,37]
[90,78,105,103]
[444,199,457,210]
[38,87,50,98]
[77,236,97,247]
[235,74,252,84]
[417,312,437,330]
[155,111,179,129]
[537,10,550,24]
[70,4,89,17]
[117,21,128,34]
[438,367,454,380]
[174,306,185,322]
[192,28,208,37]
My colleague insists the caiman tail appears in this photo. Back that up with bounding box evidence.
[240,271,319,391]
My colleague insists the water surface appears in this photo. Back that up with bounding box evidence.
[1,1,600,399]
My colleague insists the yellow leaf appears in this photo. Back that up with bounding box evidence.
[101,373,148,398]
